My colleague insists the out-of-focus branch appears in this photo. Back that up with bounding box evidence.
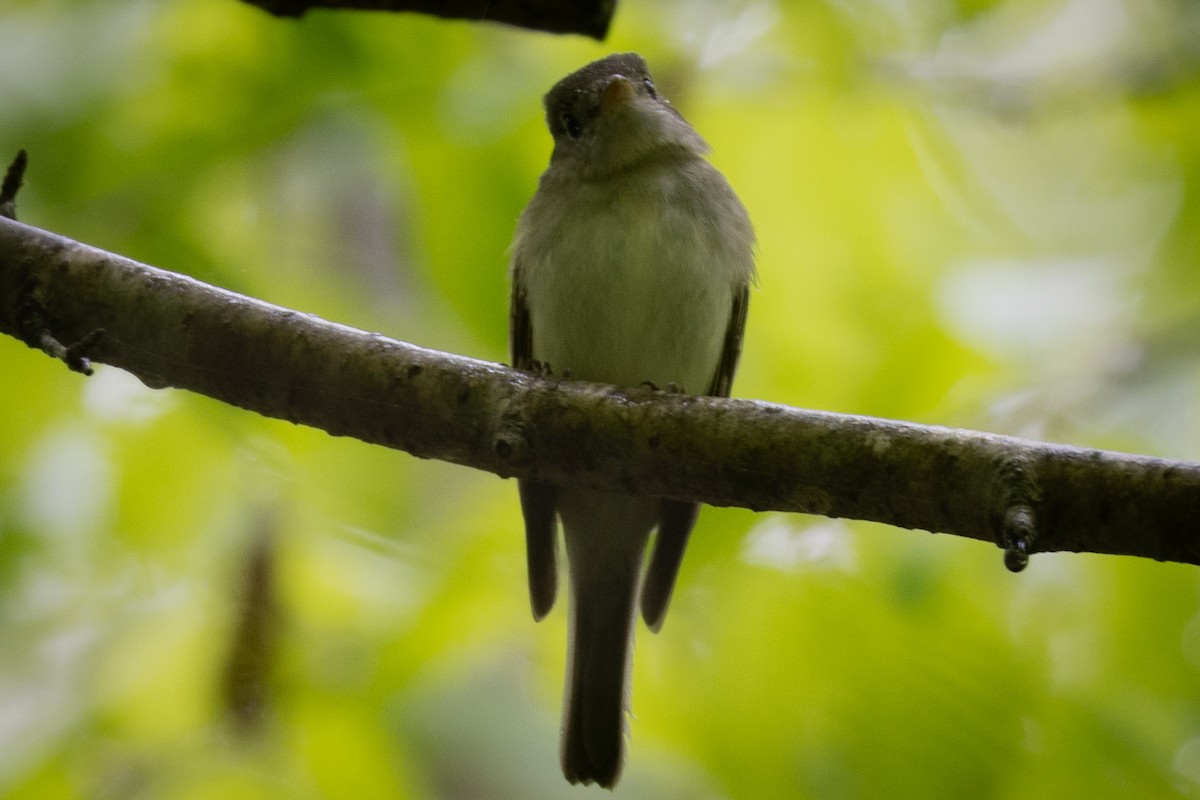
[241,0,616,39]
[1,214,1198,569]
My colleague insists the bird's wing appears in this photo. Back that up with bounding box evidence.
[641,284,750,631]
[511,266,559,620]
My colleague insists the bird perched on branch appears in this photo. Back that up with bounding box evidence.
[509,52,755,788]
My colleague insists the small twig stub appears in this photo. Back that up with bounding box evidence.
[0,150,28,220]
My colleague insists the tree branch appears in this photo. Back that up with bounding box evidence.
[1,214,1198,568]
[239,0,617,39]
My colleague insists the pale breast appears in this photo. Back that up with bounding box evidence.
[516,158,752,392]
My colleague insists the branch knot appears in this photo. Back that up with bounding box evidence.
[494,407,535,468]
[994,455,1040,572]
[17,273,105,375]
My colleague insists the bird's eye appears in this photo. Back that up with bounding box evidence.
[561,112,583,140]
[642,78,657,97]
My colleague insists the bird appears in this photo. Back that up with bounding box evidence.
[508,52,755,788]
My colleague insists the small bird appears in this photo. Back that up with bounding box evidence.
[509,53,755,788]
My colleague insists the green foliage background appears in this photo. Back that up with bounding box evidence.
[2,0,1200,797]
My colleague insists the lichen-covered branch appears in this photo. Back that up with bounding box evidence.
[1,214,1198,568]
[241,0,616,39]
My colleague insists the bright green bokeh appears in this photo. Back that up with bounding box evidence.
[2,1,1198,797]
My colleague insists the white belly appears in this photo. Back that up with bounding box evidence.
[518,159,748,393]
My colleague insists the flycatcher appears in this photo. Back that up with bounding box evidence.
[509,52,755,788]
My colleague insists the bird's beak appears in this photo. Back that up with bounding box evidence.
[599,75,636,114]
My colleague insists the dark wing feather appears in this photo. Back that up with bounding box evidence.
[641,284,750,631]
[706,283,750,399]
[511,268,559,620]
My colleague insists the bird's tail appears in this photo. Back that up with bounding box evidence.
[560,540,641,788]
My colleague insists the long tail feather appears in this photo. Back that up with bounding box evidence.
[560,545,640,788]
